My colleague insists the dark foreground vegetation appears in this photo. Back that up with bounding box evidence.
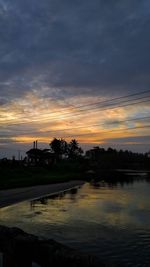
[0,138,150,190]
[0,225,119,267]
[0,160,83,190]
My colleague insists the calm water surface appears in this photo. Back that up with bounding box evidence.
[0,179,150,266]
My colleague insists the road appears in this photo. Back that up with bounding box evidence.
[0,180,84,208]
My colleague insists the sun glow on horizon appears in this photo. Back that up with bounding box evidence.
[0,91,150,152]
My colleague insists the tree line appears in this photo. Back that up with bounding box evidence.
[85,146,150,169]
[49,138,83,159]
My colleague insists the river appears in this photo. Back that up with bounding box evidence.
[0,177,150,266]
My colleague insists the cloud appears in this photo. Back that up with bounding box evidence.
[0,0,150,156]
[103,135,150,145]
[0,0,150,102]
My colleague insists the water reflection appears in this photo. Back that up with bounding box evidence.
[0,178,150,267]
[90,174,150,189]
[30,187,79,209]
[30,187,80,211]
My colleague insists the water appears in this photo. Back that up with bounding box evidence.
[0,179,150,266]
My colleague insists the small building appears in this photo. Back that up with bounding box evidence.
[26,148,42,165]
[26,141,56,166]
[42,149,56,166]
[26,148,55,166]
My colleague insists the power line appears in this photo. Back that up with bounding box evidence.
[1,116,150,135]
[1,121,150,141]
[46,90,150,114]
[25,125,150,142]
[24,94,150,121]
[1,89,150,118]
[1,125,149,148]
[46,97,150,121]
[54,125,150,139]
[65,89,150,110]
[38,89,150,111]
[0,90,150,123]
[1,95,150,126]
[33,116,150,135]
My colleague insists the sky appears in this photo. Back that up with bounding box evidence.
[0,0,150,158]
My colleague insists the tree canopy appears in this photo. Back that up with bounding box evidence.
[49,138,83,159]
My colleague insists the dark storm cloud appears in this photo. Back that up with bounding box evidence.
[0,0,150,101]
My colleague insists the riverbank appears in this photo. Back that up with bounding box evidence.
[0,180,84,208]
[0,161,83,190]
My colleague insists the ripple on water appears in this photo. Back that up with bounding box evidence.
[0,180,150,267]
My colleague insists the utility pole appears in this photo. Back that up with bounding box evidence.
[18,150,20,161]
[33,141,35,149]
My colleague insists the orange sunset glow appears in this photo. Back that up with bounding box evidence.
[0,90,150,157]
[0,0,150,158]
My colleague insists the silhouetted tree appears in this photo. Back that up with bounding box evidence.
[86,146,105,160]
[49,138,68,160]
[68,139,83,159]
[85,146,150,169]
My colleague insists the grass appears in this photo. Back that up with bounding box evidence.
[1,158,149,190]
[0,161,83,190]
